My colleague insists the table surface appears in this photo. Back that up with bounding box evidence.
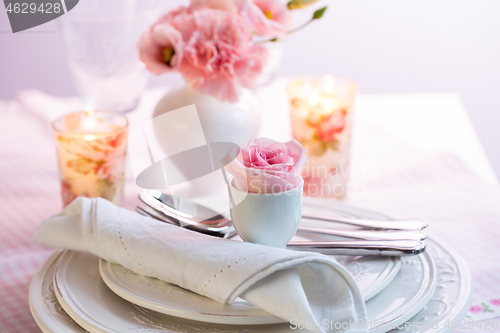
[354,92,498,187]
[258,79,498,187]
[0,79,499,332]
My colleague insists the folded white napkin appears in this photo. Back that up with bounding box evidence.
[34,197,367,333]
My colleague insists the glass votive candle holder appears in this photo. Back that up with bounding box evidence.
[287,75,357,199]
[52,110,128,207]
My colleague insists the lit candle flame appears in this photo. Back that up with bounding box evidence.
[309,93,320,106]
[85,134,94,141]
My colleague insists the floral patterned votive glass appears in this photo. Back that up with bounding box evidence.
[52,110,128,207]
[287,75,357,199]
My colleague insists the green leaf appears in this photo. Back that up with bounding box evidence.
[287,0,319,10]
[270,38,278,42]
[312,6,327,20]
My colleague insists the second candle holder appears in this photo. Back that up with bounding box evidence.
[287,75,357,199]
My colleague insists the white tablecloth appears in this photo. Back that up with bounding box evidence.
[1,80,499,332]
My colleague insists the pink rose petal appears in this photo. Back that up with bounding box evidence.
[225,137,307,193]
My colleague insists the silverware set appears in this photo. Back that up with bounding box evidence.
[137,190,428,256]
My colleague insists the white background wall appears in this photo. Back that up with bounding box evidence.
[1,0,499,177]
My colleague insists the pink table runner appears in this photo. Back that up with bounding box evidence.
[1,90,499,332]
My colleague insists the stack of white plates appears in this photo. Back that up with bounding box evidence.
[29,201,472,333]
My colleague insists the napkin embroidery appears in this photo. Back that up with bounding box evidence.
[200,250,274,297]
[115,215,149,275]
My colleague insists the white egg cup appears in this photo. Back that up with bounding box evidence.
[227,177,304,248]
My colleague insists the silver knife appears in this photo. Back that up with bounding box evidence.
[287,239,426,256]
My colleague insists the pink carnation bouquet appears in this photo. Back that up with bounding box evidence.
[137,0,327,102]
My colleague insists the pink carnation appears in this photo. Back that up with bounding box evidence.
[138,6,268,102]
[137,23,184,75]
[192,0,291,36]
[190,0,237,12]
[241,0,291,36]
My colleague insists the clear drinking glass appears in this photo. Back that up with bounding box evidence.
[288,75,357,199]
[52,111,128,207]
[59,0,161,112]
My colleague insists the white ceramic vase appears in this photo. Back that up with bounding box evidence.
[153,85,261,146]
[152,85,261,199]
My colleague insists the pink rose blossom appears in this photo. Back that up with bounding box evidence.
[225,137,307,193]
[137,23,184,75]
[469,305,483,314]
[242,137,307,172]
[489,299,500,306]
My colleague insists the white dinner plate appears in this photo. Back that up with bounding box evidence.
[55,249,436,333]
[29,231,472,333]
[28,251,86,333]
[55,238,437,333]
[53,200,438,332]
[34,236,470,333]
[97,201,402,325]
[99,252,401,325]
